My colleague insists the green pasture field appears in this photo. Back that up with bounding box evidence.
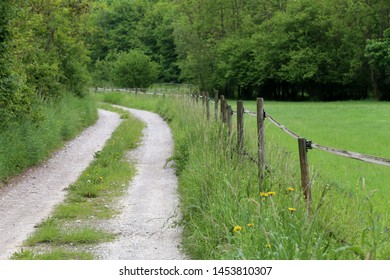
[238,101,390,210]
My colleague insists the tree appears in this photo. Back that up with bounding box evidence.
[365,28,390,100]
[112,50,159,88]
[0,0,33,125]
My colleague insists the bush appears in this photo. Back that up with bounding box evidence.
[112,50,159,88]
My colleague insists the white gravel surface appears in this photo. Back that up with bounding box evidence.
[0,105,186,260]
[93,106,186,260]
[0,109,122,260]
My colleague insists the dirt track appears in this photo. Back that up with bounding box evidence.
[93,106,185,260]
[0,106,185,260]
[0,109,122,259]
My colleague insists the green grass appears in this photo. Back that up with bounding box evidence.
[97,91,390,260]
[237,101,390,249]
[0,94,98,182]
[25,218,115,246]
[12,103,144,260]
[11,249,94,260]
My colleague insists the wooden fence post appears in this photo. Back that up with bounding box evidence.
[257,98,266,190]
[220,95,225,123]
[223,99,228,124]
[214,90,219,121]
[237,101,244,154]
[298,138,312,211]
[227,105,232,135]
[205,92,210,120]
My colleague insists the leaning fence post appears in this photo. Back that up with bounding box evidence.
[257,98,266,190]
[298,138,312,211]
[237,101,244,154]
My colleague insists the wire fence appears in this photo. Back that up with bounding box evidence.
[243,108,390,167]
[193,93,390,211]
[99,88,390,211]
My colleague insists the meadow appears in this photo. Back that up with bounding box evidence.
[239,101,390,221]
[95,91,390,259]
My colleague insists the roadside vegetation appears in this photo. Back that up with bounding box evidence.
[11,104,144,260]
[97,91,390,259]
[0,95,97,183]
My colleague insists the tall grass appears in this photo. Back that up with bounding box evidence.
[0,94,97,182]
[96,92,390,259]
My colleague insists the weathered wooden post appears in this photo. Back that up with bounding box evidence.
[220,95,225,123]
[227,105,232,135]
[257,98,266,191]
[223,99,228,124]
[298,138,312,212]
[214,90,219,121]
[237,101,244,154]
[205,92,210,120]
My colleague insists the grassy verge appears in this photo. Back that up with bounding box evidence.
[11,104,144,260]
[96,92,390,259]
[0,94,98,182]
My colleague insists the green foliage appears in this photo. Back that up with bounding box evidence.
[365,28,390,100]
[112,50,159,88]
[1,0,94,128]
[0,94,97,181]
[88,0,179,83]
[11,0,92,99]
[172,0,389,100]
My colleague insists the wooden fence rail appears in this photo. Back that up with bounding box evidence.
[193,91,390,212]
[99,87,390,212]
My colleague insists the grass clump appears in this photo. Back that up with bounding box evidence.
[11,249,94,260]
[25,218,115,246]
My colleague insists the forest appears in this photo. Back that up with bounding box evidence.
[1,0,390,127]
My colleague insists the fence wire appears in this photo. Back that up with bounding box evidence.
[242,109,390,167]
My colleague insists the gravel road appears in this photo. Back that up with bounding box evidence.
[0,106,186,260]
[0,109,122,260]
[93,106,186,260]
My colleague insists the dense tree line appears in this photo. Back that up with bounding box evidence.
[1,0,389,126]
[0,0,93,127]
[172,0,390,100]
[87,0,389,100]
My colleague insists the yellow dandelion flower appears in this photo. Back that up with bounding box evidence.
[287,187,295,192]
[247,223,254,228]
[268,191,276,196]
[288,207,297,212]
[233,225,243,233]
[265,243,272,248]
[260,192,269,197]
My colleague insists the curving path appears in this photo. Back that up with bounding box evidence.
[0,106,185,260]
[93,105,186,260]
[0,110,122,259]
